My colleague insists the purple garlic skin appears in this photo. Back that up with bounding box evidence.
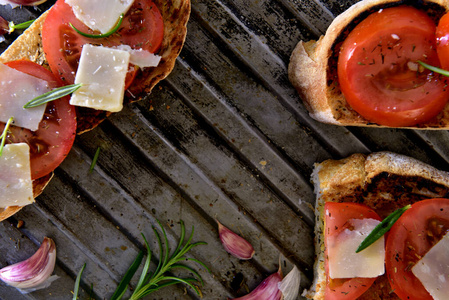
[217,220,255,260]
[0,237,57,290]
[7,0,48,6]
[230,268,283,300]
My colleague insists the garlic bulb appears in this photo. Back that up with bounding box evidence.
[0,237,57,291]
[217,220,255,260]
[231,267,283,300]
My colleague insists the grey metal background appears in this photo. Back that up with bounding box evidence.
[1,0,449,299]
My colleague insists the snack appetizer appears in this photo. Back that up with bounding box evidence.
[0,0,191,221]
[304,151,449,299]
[288,0,449,129]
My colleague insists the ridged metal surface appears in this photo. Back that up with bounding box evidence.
[1,0,449,299]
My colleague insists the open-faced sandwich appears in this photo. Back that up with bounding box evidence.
[0,0,190,221]
[304,151,449,299]
[289,0,449,129]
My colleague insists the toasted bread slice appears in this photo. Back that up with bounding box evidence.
[0,0,191,134]
[288,0,449,129]
[303,152,449,299]
[0,0,190,221]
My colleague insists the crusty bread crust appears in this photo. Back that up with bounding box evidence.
[303,151,449,299]
[288,0,449,129]
[0,11,48,65]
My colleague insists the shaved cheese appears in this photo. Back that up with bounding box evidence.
[65,0,134,34]
[0,143,34,208]
[412,232,449,300]
[328,218,385,279]
[70,44,130,112]
[114,45,161,68]
[0,63,49,131]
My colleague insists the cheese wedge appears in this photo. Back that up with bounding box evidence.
[0,143,34,208]
[70,44,130,112]
[0,63,49,131]
[412,232,449,300]
[327,218,385,279]
[65,0,134,34]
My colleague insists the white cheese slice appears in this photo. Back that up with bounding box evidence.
[328,218,385,279]
[412,232,449,300]
[114,45,161,68]
[0,63,49,131]
[65,0,134,34]
[0,143,34,208]
[70,44,130,112]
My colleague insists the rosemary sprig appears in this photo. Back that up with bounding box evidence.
[122,220,209,300]
[70,14,124,39]
[0,117,14,157]
[72,220,209,299]
[356,205,411,253]
[418,61,449,77]
[23,83,82,108]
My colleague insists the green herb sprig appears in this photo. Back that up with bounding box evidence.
[8,19,35,33]
[89,147,101,173]
[0,117,14,157]
[73,263,86,300]
[23,83,82,108]
[72,220,209,299]
[70,14,124,39]
[356,204,411,253]
[418,61,449,77]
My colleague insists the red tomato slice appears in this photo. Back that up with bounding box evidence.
[324,202,381,300]
[41,0,164,88]
[386,198,449,300]
[338,6,449,127]
[437,12,449,70]
[0,60,77,180]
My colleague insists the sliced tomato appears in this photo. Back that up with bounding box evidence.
[41,0,164,88]
[324,202,381,300]
[338,6,449,127]
[385,198,449,300]
[0,60,76,180]
[437,12,449,70]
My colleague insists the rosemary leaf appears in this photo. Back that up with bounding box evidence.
[134,233,152,293]
[10,19,35,31]
[110,250,144,300]
[170,263,204,285]
[70,14,124,38]
[89,147,101,173]
[139,276,201,297]
[23,83,82,108]
[418,61,449,77]
[73,263,86,300]
[0,117,14,157]
[356,205,411,253]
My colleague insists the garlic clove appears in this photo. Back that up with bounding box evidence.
[2,0,48,7]
[230,267,283,300]
[217,220,255,260]
[0,237,57,290]
[278,266,301,300]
